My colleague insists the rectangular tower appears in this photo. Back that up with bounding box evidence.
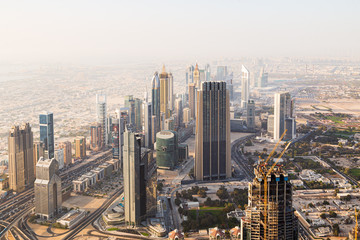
[195,81,231,181]
[39,112,54,159]
[188,83,196,120]
[96,94,107,147]
[59,141,72,165]
[246,100,256,131]
[241,65,250,108]
[274,92,292,140]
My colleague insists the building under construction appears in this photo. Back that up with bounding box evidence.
[241,163,298,240]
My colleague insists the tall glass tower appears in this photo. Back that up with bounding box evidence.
[39,112,54,159]
[96,94,107,147]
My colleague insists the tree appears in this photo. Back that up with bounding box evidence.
[216,186,229,200]
[157,182,164,191]
[320,213,327,219]
[332,223,340,236]
[329,211,337,218]
[175,198,181,206]
[198,189,207,198]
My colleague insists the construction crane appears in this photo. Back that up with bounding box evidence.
[257,130,292,240]
[355,208,358,240]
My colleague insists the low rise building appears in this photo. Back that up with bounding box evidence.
[82,172,96,186]
[209,227,225,239]
[107,159,120,172]
[226,209,245,222]
[0,178,9,190]
[72,176,88,192]
[147,218,167,237]
[91,167,105,182]
[57,209,86,229]
[230,226,241,240]
[168,229,184,240]
[99,162,113,177]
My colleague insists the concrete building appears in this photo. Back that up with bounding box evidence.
[91,167,105,182]
[259,68,268,88]
[246,100,256,131]
[54,149,64,169]
[39,112,54,159]
[57,209,86,229]
[8,123,34,192]
[143,101,152,148]
[183,107,191,125]
[241,65,250,108]
[74,137,86,159]
[216,66,228,80]
[164,117,175,131]
[99,162,113,177]
[168,73,174,112]
[72,176,88,192]
[195,82,231,181]
[193,63,200,88]
[96,94,107,147]
[90,123,103,151]
[274,92,293,140]
[34,157,62,220]
[33,141,45,164]
[59,141,72,165]
[151,72,161,134]
[241,164,298,239]
[174,98,183,128]
[156,131,178,170]
[267,115,274,137]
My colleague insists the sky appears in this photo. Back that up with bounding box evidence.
[1,0,360,64]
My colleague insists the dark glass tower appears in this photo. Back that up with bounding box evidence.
[39,112,54,159]
[195,81,231,181]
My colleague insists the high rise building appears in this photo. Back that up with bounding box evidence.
[164,117,175,131]
[195,82,231,181]
[246,100,256,131]
[193,63,200,88]
[123,126,143,226]
[183,108,191,125]
[39,112,54,159]
[34,157,62,220]
[259,68,268,88]
[188,83,196,120]
[156,131,178,170]
[151,72,161,133]
[125,95,136,126]
[168,73,174,112]
[143,101,152,148]
[33,141,45,166]
[186,65,195,88]
[74,137,86,159]
[134,98,143,131]
[54,149,64,169]
[96,94,107,147]
[241,65,250,108]
[174,98,183,128]
[59,141,72,165]
[267,115,274,138]
[216,66,228,80]
[205,64,211,82]
[241,164,298,239]
[8,123,34,192]
[159,65,169,119]
[90,123,103,151]
[274,92,293,140]
[111,120,120,159]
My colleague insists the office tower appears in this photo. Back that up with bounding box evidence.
[115,109,126,168]
[106,115,113,145]
[159,65,169,119]
[188,83,196,120]
[195,82,231,181]
[33,141,45,165]
[39,112,55,159]
[111,120,120,159]
[241,165,298,239]
[164,117,175,131]
[59,141,72,165]
[285,118,296,141]
[274,92,292,140]
[168,73,174,112]
[246,100,256,131]
[186,65,195,89]
[96,94,107,147]
[90,123,103,151]
[156,131,178,170]
[8,123,34,192]
[183,108,191,125]
[143,101,152,148]
[151,72,161,133]
[267,115,274,138]
[123,126,144,226]
[193,63,200,88]
[241,65,250,108]
[125,95,136,126]
[74,137,86,159]
[259,68,268,88]
[205,64,211,82]
[54,149,64,169]
[134,98,143,131]
[175,98,183,128]
[34,157,62,220]
[151,116,157,145]
[216,66,228,80]
[141,148,157,217]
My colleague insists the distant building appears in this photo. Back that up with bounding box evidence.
[159,65,170,119]
[74,137,86,159]
[39,112,54,159]
[151,72,161,134]
[34,157,62,220]
[156,131,178,170]
[164,117,175,131]
[33,141,45,170]
[54,149,64,169]
[193,63,200,88]
[174,98,183,128]
[90,123,103,151]
[143,101,152,148]
[274,92,294,140]
[8,123,34,192]
[267,115,274,137]
[195,82,231,181]
[246,100,256,131]
[96,94,107,147]
[259,68,268,87]
[183,107,191,125]
[188,83,196,120]
[216,66,228,81]
[57,209,86,229]
[241,65,250,108]
[59,141,72,166]
[168,73,174,112]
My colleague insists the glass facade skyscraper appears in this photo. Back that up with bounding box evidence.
[39,112,54,159]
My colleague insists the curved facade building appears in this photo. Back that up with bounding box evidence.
[156,130,178,170]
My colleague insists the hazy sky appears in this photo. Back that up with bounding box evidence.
[1,0,359,64]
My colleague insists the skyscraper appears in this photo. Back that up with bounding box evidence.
[39,112,54,159]
[193,63,200,88]
[246,100,256,131]
[259,68,268,88]
[174,98,183,128]
[59,141,72,165]
[90,123,103,151]
[216,66,228,80]
[205,64,211,82]
[159,65,169,119]
[134,98,143,131]
[96,94,107,147]
[35,157,62,220]
[241,164,298,239]
[195,81,231,181]
[274,92,292,140]
[151,72,160,133]
[8,123,34,192]
[168,72,174,112]
[123,126,143,226]
[188,83,196,120]
[33,141,45,168]
[143,101,152,148]
[74,137,86,159]
[241,65,250,108]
